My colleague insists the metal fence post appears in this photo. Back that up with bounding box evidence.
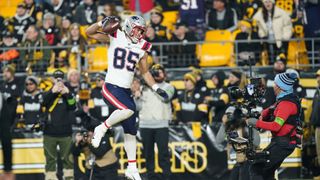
[160,43,163,65]
[235,41,238,66]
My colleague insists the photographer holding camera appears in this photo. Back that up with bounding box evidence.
[72,125,118,180]
[216,105,261,180]
[133,64,175,180]
[248,72,301,180]
[42,70,76,180]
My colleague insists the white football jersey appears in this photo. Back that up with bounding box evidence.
[105,29,152,88]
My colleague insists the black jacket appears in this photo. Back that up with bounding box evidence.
[74,4,97,25]
[20,90,44,124]
[177,89,208,123]
[0,78,21,125]
[42,88,76,136]
[206,8,236,30]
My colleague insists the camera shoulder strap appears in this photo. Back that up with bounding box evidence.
[48,94,62,113]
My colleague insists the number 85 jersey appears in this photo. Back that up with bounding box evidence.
[105,29,152,88]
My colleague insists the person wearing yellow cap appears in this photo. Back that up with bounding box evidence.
[190,66,210,96]
[311,69,320,180]
[235,20,260,66]
[175,72,208,123]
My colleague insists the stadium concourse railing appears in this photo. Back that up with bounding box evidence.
[0,37,320,76]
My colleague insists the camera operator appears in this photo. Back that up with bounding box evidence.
[248,72,301,180]
[133,64,175,180]
[42,70,76,180]
[72,122,118,180]
[216,106,261,180]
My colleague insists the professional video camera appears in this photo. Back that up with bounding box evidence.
[226,77,269,164]
[227,125,270,164]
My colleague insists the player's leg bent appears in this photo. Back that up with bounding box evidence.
[92,83,135,148]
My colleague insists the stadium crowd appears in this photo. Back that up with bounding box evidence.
[0,0,320,180]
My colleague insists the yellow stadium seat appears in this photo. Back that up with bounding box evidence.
[287,40,309,70]
[88,46,108,72]
[161,11,178,39]
[198,30,234,67]
[0,0,23,17]
[0,7,17,17]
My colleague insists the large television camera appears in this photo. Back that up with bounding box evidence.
[226,77,269,164]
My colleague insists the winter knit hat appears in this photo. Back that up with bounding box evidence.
[25,76,39,86]
[274,72,297,91]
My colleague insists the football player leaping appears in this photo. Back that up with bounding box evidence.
[86,16,169,180]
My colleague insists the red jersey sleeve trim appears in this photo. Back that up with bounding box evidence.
[142,41,152,52]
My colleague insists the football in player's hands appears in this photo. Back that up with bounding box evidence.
[101,16,120,34]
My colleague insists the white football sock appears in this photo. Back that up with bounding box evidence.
[124,133,137,169]
[104,109,134,128]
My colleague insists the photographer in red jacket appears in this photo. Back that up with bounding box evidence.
[248,72,301,180]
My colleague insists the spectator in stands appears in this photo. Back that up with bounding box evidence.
[24,0,43,23]
[50,0,72,21]
[134,64,174,180]
[41,12,61,46]
[205,70,229,123]
[99,0,123,12]
[179,0,206,40]
[42,70,75,180]
[74,0,98,25]
[150,7,168,41]
[235,20,261,66]
[8,3,35,42]
[239,0,262,20]
[65,69,81,98]
[206,0,238,32]
[0,31,20,70]
[262,55,287,108]
[49,50,69,72]
[253,0,292,63]
[167,22,197,67]
[190,67,210,96]
[67,23,87,69]
[175,72,208,123]
[154,0,180,11]
[98,3,119,19]
[60,16,72,45]
[311,69,320,180]
[20,76,45,129]
[20,25,51,72]
[89,73,111,122]
[227,70,245,89]
[286,69,306,99]
[145,26,165,63]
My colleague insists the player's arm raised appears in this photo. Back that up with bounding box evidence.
[138,53,170,102]
[85,17,115,43]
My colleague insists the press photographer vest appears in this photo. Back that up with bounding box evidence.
[271,94,301,138]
